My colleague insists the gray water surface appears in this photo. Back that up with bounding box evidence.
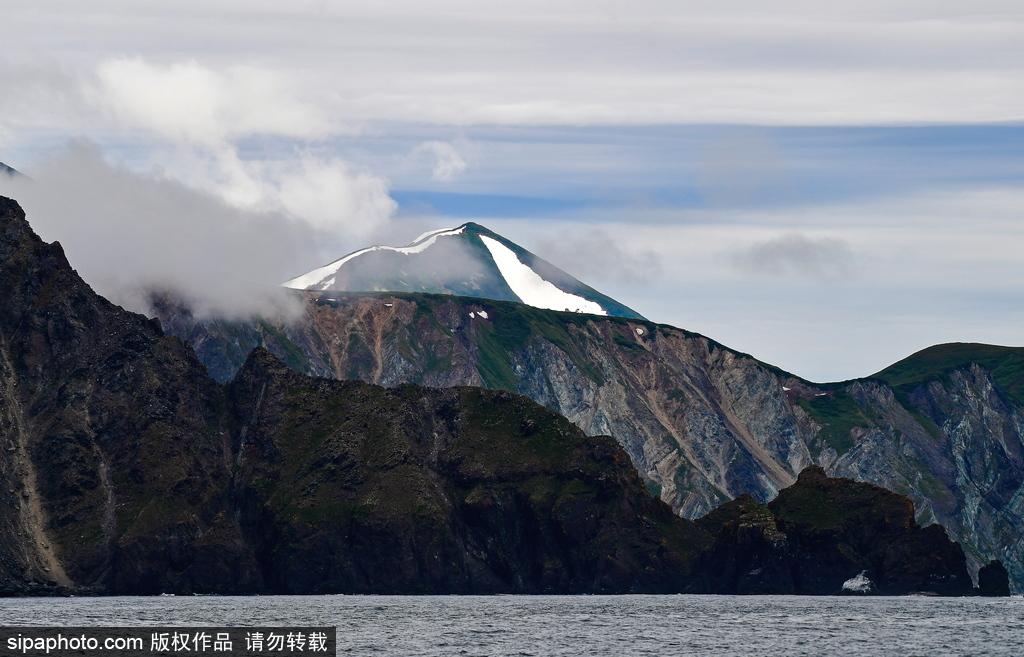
[0,595,1021,656]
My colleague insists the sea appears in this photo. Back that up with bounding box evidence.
[0,595,1021,656]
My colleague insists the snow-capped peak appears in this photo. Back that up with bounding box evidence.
[281,222,644,319]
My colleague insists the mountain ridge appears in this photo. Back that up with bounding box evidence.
[0,194,999,596]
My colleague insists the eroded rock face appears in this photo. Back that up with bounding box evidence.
[156,292,1024,590]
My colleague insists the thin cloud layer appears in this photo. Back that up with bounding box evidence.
[535,229,663,285]
[730,233,857,278]
[3,2,1024,127]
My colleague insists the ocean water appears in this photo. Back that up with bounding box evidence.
[0,595,1021,656]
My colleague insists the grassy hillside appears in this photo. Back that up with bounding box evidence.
[873,343,1024,406]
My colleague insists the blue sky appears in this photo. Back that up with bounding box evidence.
[378,124,1024,215]
[1,1,1022,380]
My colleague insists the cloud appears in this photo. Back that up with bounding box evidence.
[534,228,663,285]
[4,3,1024,128]
[0,143,364,319]
[85,58,399,235]
[0,56,401,315]
[92,58,333,145]
[272,156,398,233]
[155,146,397,235]
[730,233,857,278]
[412,141,468,182]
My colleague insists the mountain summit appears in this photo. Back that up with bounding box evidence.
[283,222,645,319]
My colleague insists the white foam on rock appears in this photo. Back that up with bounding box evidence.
[478,235,607,316]
[282,226,467,290]
[842,571,873,593]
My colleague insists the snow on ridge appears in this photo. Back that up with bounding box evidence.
[478,235,607,316]
[282,226,466,290]
[412,224,469,244]
[396,225,466,255]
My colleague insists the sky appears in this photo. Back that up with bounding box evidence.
[1,1,1022,381]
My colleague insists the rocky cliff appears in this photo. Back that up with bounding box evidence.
[0,195,1001,596]
[155,292,1024,590]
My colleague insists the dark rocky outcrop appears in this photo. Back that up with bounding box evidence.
[977,561,1011,597]
[0,196,1007,596]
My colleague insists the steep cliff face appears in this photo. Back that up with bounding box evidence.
[156,292,1024,589]
[0,196,253,594]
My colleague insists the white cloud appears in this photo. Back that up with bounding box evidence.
[76,58,397,236]
[273,156,397,234]
[413,141,468,182]
[92,58,333,145]
[0,144,338,318]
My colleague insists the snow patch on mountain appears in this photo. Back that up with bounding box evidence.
[478,235,606,316]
